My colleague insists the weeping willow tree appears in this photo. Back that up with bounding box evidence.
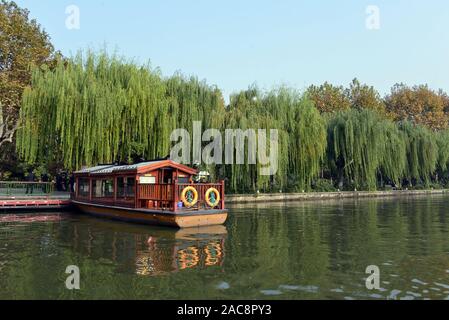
[166,73,225,132]
[223,88,287,193]
[399,121,438,185]
[326,108,440,190]
[280,90,326,191]
[165,73,225,181]
[17,51,225,170]
[223,87,326,193]
[436,129,449,179]
[327,109,395,190]
[378,120,407,187]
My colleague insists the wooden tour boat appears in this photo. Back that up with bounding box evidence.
[71,160,228,228]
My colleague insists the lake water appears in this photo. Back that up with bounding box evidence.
[1,195,449,300]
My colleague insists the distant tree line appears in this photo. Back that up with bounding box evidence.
[308,79,449,130]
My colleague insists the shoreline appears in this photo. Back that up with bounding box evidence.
[226,189,449,204]
[2,189,449,208]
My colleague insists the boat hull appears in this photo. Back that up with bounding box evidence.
[72,200,228,228]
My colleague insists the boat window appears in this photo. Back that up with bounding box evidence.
[162,169,173,184]
[126,177,135,197]
[92,180,101,197]
[117,177,125,197]
[92,179,114,198]
[102,179,114,197]
[78,178,90,197]
[117,177,135,198]
[178,177,189,184]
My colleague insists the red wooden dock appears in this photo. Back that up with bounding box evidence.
[1,182,71,211]
[0,197,71,211]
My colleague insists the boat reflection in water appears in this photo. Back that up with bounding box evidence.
[67,215,227,277]
[135,225,226,276]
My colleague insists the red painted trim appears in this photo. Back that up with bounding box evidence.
[136,160,198,175]
[0,199,71,207]
[173,181,179,212]
[89,179,92,201]
[74,160,198,178]
[221,180,225,210]
[114,176,117,203]
[135,175,140,209]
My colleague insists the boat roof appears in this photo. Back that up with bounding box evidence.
[75,160,198,176]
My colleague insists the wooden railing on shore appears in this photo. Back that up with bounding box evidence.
[0,181,55,197]
[138,181,225,212]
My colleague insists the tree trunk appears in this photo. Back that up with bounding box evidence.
[0,106,19,148]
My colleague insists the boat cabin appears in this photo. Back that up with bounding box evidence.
[72,160,225,212]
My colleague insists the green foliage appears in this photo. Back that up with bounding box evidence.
[399,121,438,185]
[17,51,224,170]
[379,120,407,187]
[15,52,449,193]
[0,0,56,118]
[327,109,417,190]
[223,87,326,193]
[0,0,57,155]
[436,129,449,174]
[312,179,337,192]
[327,109,387,190]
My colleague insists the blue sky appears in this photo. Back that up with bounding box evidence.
[15,0,449,101]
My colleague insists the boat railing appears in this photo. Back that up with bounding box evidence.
[138,183,174,210]
[175,182,225,211]
[137,181,225,212]
[0,181,55,197]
